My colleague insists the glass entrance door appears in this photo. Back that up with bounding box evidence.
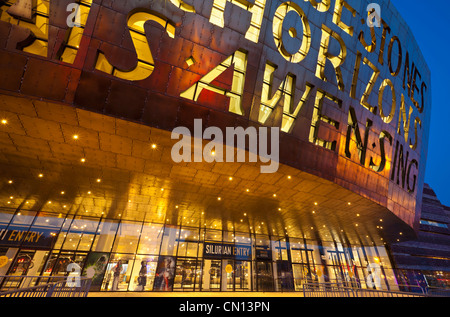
[256,261,274,291]
[201,259,221,291]
[235,261,251,291]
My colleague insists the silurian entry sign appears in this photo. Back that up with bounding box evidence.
[204,242,252,261]
[0,0,431,223]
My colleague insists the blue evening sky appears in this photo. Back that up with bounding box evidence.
[392,0,450,205]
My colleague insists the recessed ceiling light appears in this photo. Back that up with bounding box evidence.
[151,144,157,149]
[1,119,7,124]
[73,135,79,140]
[81,158,86,163]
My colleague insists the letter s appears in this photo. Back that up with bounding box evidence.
[95,9,176,81]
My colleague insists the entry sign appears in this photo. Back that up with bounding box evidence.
[204,242,252,261]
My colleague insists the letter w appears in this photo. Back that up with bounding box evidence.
[258,61,314,133]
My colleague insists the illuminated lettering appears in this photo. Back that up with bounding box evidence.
[378,20,391,65]
[369,131,392,173]
[305,0,331,12]
[58,0,93,64]
[332,0,356,36]
[388,36,402,76]
[358,19,377,53]
[316,25,347,91]
[398,94,413,144]
[378,79,396,123]
[169,0,195,13]
[409,117,421,150]
[180,49,248,116]
[0,0,50,57]
[351,53,380,114]
[96,9,175,81]
[209,0,266,43]
[391,140,418,193]
[309,89,342,151]
[258,61,314,133]
[345,106,372,165]
[272,1,311,64]
[0,0,92,64]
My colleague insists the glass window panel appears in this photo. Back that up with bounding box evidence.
[53,216,73,250]
[202,259,221,291]
[112,221,142,254]
[0,209,14,228]
[235,232,251,245]
[51,251,87,277]
[31,212,64,229]
[180,227,199,241]
[160,225,179,256]
[177,241,198,257]
[128,255,158,291]
[10,210,36,226]
[235,261,251,291]
[92,219,119,252]
[136,223,163,255]
[62,216,99,251]
[173,258,198,290]
[204,229,222,242]
[102,254,135,291]
[255,235,270,247]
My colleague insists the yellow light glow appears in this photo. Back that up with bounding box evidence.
[73,135,79,140]
[38,174,44,178]
[81,158,86,162]
[151,144,157,149]
[1,119,7,124]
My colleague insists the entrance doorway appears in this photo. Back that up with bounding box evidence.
[201,259,221,291]
[256,261,274,291]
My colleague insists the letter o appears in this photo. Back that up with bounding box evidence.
[378,78,396,123]
[273,2,311,63]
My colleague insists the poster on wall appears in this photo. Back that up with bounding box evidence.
[153,256,175,291]
[82,252,109,291]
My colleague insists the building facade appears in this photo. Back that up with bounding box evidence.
[0,0,433,293]
[390,184,450,291]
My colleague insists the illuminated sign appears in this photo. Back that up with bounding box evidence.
[204,242,252,260]
[0,227,58,248]
[0,0,430,195]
